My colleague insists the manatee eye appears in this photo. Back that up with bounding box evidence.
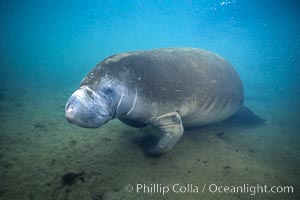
[101,87,115,100]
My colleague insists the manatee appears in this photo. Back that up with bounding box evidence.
[65,48,265,156]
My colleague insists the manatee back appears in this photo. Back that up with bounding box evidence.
[81,48,244,126]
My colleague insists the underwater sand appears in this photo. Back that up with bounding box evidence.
[0,85,299,200]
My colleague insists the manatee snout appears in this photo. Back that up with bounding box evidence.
[65,87,111,128]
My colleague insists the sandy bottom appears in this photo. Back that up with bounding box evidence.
[0,85,299,200]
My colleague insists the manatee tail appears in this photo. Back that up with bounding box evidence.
[232,106,266,124]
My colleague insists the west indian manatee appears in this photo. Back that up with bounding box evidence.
[65,48,265,156]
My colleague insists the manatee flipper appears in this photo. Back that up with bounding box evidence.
[232,106,266,123]
[146,112,184,157]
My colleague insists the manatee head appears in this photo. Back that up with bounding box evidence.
[65,85,117,128]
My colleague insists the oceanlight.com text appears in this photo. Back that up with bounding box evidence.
[124,183,294,196]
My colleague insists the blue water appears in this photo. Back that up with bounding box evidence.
[1,0,299,94]
[0,1,299,200]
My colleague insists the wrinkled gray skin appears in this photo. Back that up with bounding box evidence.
[65,48,244,156]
